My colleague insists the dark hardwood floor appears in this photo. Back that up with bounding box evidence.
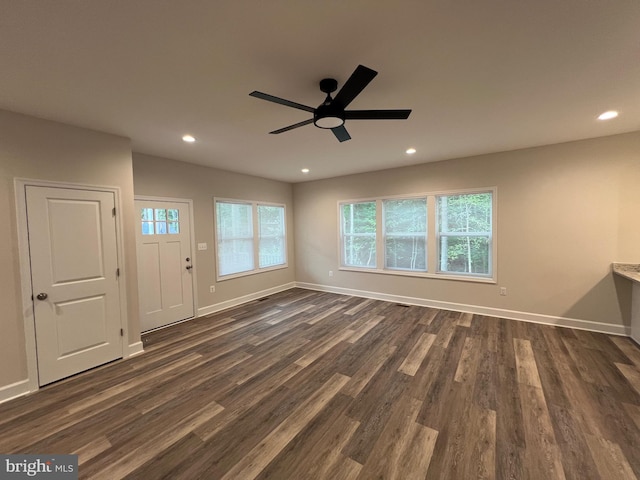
[2,288,640,479]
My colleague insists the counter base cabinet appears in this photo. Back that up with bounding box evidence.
[612,264,640,344]
[632,283,640,345]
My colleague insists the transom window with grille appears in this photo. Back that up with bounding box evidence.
[339,189,495,281]
[214,199,287,279]
[141,208,180,235]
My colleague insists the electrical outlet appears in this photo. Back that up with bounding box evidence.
[329,270,333,277]
[210,285,216,293]
[500,287,507,296]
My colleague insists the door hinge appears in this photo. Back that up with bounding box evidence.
[120,328,124,336]
[112,207,116,216]
[116,268,120,277]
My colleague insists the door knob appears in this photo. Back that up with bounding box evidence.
[36,293,48,300]
[186,265,193,270]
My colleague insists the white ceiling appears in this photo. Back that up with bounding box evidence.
[1,1,639,183]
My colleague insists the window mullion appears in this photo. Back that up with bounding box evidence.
[376,199,383,270]
[253,203,260,269]
[427,195,437,274]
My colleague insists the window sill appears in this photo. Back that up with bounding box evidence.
[217,263,288,282]
[338,266,496,284]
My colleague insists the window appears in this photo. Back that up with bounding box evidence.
[216,201,254,276]
[258,205,286,268]
[340,198,427,273]
[215,199,287,279]
[339,189,495,281]
[437,192,492,276]
[141,208,180,235]
[383,198,427,271]
[340,201,377,268]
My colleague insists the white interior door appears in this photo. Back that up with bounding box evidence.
[26,186,123,386]
[135,199,194,332]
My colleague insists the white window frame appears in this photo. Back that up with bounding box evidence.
[214,198,288,281]
[436,191,494,279]
[339,200,378,269]
[382,196,428,272]
[338,188,497,283]
[258,204,287,269]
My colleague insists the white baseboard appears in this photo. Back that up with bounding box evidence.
[126,341,144,358]
[295,282,630,337]
[1,343,145,405]
[198,282,296,318]
[0,379,31,405]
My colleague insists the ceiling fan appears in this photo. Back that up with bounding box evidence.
[250,65,412,142]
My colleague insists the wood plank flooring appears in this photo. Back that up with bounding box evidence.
[2,288,640,479]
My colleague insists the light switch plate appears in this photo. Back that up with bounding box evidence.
[197,243,207,251]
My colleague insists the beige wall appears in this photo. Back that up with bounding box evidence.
[132,153,295,311]
[0,109,140,388]
[293,132,640,328]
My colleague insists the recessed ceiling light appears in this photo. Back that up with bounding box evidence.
[406,148,416,155]
[597,111,618,121]
[182,134,196,143]
[301,168,310,174]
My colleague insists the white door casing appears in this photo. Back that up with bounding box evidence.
[135,199,195,332]
[26,186,123,386]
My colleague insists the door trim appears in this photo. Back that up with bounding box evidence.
[134,195,198,327]
[14,178,130,393]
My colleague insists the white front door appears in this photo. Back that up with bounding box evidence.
[26,186,123,386]
[135,199,194,332]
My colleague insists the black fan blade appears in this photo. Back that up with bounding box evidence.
[250,91,315,113]
[333,65,378,108]
[331,125,351,142]
[269,118,314,134]
[344,109,412,120]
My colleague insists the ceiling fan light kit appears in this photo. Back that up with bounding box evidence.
[314,105,345,129]
[250,64,412,142]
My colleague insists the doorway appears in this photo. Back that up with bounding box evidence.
[135,198,195,332]
[24,185,124,385]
